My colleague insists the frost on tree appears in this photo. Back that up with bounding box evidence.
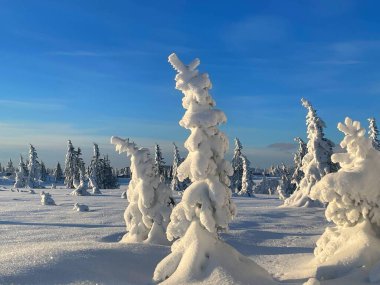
[14,155,27,188]
[309,118,380,280]
[238,155,255,197]
[27,144,41,188]
[88,143,102,195]
[277,164,293,200]
[284,98,336,207]
[368,117,380,151]
[70,159,90,196]
[231,138,244,193]
[154,144,166,180]
[170,142,186,194]
[291,137,307,191]
[111,137,172,245]
[154,54,274,285]
[64,140,76,189]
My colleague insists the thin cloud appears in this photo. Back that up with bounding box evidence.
[267,142,297,152]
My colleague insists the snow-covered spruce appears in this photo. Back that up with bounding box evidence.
[231,138,244,194]
[154,144,166,181]
[14,155,27,188]
[153,54,274,285]
[309,117,380,280]
[64,140,76,189]
[368,117,380,151]
[40,191,55,205]
[284,98,336,207]
[291,137,307,191]
[277,164,293,200]
[27,144,41,188]
[170,143,186,194]
[238,155,255,197]
[111,137,172,245]
[73,203,89,212]
[70,166,90,196]
[88,143,102,195]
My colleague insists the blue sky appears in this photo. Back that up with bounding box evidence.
[0,0,379,168]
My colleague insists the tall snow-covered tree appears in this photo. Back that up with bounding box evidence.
[88,143,102,194]
[101,155,118,189]
[14,155,27,188]
[291,137,307,191]
[310,117,380,278]
[154,54,272,284]
[5,158,15,175]
[238,155,255,197]
[40,161,48,182]
[64,140,76,189]
[277,163,293,200]
[231,138,244,193]
[284,98,336,207]
[111,137,172,245]
[154,144,165,179]
[27,144,40,188]
[368,117,380,151]
[74,147,84,187]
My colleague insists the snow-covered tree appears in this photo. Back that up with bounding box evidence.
[170,142,186,193]
[5,158,15,175]
[284,98,336,207]
[70,162,90,196]
[53,162,63,183]
[309,117,380,279]
[40,161,48,182]
[27,144,40,188]
[291,137,307,191]
[88,143,102,194]
[154,144,165,179]
[74,147,84,187]
[231,138,244,193]
[100,155,118,189]
[277,164,293,200]
[238,155,255,197]
[111,137,173,245]
[64,140,76,189]
[368,117,380,151]
[154,54,272,284]
[14,155,27,188]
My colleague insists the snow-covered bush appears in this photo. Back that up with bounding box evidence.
[310,117,380,278]
[40,191,55,205]
[154,54,273,284]
[73,203,89,212]
[111,137,172,245]
[284,98,336,207]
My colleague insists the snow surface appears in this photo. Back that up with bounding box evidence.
[0,184,377,284]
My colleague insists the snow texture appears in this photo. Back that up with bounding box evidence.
[111,136,172,245]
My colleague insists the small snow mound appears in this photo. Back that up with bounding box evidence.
[40,191,55,205]
[121,191,127,199]
[303,277,320,285]
[73,203,89,212]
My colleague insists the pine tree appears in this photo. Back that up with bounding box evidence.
[40,161,48,182]
[64,140,76,189]
[111,137,172,244]
[231,138,244,193]
[6,158,15,175]
[74,147,84,186]
[88,143,102,194]
[170,142,185,193]
[54,162,63,182]
[291,137,307,191]
[14,155,27,188]
[368,117,380,151]
[154,144,165,179]
[27,144,40,188]
[154,54,238,283]
[284,98,336,207]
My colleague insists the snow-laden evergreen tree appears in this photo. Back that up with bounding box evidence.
[170,142,185,193]
[284,98,336,207]
[101,155,118,189]
[154,54,273,284]
[71,153,89,196]
[27,144,40,188]
[238,155,255,197]
[5,158,15,175]
[309,117,380,279]
[368,117,380,151]
[277,163,293,200]
[111,137,172,244]
[54,162,63,182]
[64,140,76,189]
[154,144,165,179]
[14,155,27,188]
[40,161,47,182]
[73,147,84,187]
[231,138,244,193]
[291,137,307,191]
[88,143,102,194]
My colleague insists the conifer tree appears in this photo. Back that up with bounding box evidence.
[88,143,102,194]
[238,155,255,197]
[231,138,244,193]
[40,161,48,182]
[368,117,380,151]
[154,144,165,180]
[54,162,63,182]
[27,144,40,188]
[14,155,27,188]
[64,140,76,189]
[284,98,336,207]
[6,158,15,175]
[291,137,307,191]
[171,142,185,193]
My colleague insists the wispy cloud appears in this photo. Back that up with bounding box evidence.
[0,100,65,111]
[267,142,297,152]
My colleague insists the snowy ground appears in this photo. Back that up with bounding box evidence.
[0,184,372,285]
